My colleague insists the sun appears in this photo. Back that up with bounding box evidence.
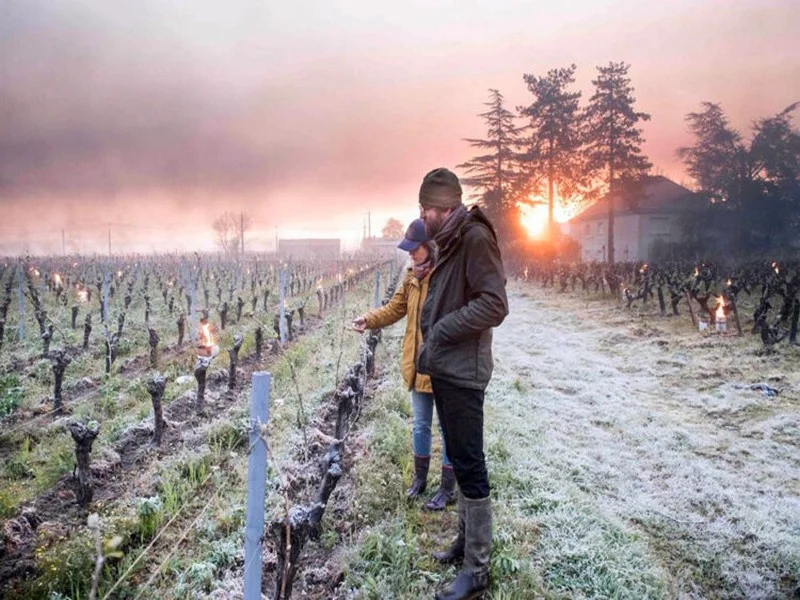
[519,203,549,238]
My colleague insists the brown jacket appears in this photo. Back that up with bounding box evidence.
[418,206,508,390]
[364,268,432,393]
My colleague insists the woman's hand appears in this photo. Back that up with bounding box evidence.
[352,315,368,333]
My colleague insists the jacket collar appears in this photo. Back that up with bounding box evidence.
[433,205,497,268]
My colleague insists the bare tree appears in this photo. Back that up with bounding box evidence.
[212,211,252,256]
[381,218,405,239]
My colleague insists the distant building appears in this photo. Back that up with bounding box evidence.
[277,238,341,260]
[360,237,405,258]
[567,176,699,262]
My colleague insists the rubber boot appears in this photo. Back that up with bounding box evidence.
[432,490,465,565]
[425,465,457,511]
[434,495,491,600]
[407,455,430,499]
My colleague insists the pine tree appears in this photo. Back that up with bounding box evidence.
[584,62,651,264]
[519,64,585,237]
[457,89,524,240]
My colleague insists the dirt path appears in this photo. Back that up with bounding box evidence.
[485,282,799,598]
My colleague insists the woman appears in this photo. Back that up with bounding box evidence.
[352,219,455,510]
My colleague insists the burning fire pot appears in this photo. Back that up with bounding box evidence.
[196,322,220,358]
[715,298,728,333]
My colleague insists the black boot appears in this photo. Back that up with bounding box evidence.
[407,455,430,499]
[425,465,457,511]
[434,495,491,600]
[432,490,465,565]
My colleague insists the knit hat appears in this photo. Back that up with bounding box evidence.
[419,168,462,209]
[397,218,428,252]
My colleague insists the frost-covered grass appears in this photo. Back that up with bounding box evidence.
[485,282,800,599]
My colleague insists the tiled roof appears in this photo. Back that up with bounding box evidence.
[570,176,698,222]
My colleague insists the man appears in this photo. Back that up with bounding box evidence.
[416,167,509,600]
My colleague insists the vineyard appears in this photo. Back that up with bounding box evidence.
[0,253,798,599]
[508,258,800,348]
[0,254,400,599]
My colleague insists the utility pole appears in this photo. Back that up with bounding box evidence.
[274,227,278,254]
[61,229,65,256]
[108,225,111,257]
[367,212,371,239]
[240,212,245,255]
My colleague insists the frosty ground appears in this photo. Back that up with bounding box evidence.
[342,281,800,599]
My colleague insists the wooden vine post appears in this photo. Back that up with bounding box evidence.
[67,420,100,506]
[147,373,167,446]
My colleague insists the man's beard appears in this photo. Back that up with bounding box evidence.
[424,212,444,237]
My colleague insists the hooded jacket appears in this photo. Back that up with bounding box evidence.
[364,267,432,393]
[417,206,508,390]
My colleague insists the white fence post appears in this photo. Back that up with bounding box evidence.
[373,269,381,308]
[17,266,24,341]
[279,269,287,344]
[244,371,271,600]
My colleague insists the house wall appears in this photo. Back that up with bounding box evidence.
[277,239,341,259]
[638,213,683,260]
[570,212,687,262]
[361,238,405,258]
[574,214,641,262]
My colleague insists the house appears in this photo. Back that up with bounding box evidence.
[360,237,405,259]
[567,176,698,262]
[277,238,341,260]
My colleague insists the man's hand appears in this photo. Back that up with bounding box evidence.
[352,315,367,333]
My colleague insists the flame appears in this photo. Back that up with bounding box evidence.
[715,297,726,321]
[639,263,648,274]
[54,273,62,286]
[200,323,213,346]
[693,267,699,277]
[77,288,88,303]
[117,270,123,277]
[772,261,779,275]
[726,278,732,286]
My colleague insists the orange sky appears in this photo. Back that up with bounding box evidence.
[1,0,798,254]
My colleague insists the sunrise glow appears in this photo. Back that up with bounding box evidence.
[519,194,584,238]
[519,204,549,238]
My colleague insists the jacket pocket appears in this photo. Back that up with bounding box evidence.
[428,338,477,384]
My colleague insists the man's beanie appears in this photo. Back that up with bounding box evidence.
[419,168,462,210]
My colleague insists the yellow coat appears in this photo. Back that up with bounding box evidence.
[364,268,432,393]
